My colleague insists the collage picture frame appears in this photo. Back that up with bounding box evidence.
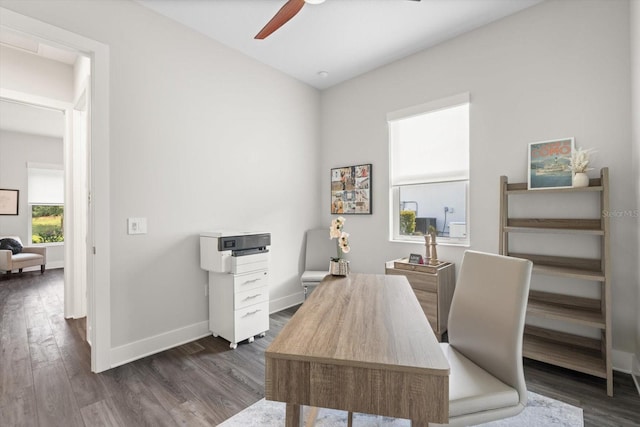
[331,164,371,214]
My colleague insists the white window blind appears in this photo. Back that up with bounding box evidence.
[388,94,469,185]
[27,163,64,205]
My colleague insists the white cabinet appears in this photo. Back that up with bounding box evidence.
[209,269,269,349]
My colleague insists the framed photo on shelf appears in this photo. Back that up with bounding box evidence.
[528,137,574,190]
[331,164,371,214]
[0,189,19,215]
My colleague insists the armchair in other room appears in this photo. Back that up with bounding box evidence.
[431,250,532,427]
[300,228,334,299]
[0,236,47,275]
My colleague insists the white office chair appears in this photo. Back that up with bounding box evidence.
[432,250,533,427]
[300,229,334,299]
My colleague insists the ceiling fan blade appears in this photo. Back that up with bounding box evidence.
[255,0,306,40]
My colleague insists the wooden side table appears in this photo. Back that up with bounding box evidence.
[385,258,456,341]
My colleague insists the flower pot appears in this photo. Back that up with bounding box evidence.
[330,259,350,276]
[573,172,589,188]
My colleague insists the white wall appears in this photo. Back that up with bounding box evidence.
[0,45,74,103]
[0,130,65,267]
[321,0,637,358]
[0,0,321,355]
[630,0,640,386]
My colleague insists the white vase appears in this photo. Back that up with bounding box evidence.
[329,259,350,276]
[573,172,589,188]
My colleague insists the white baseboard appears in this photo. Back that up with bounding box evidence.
[47,261,64,269]
[110,321,210,368]
[632,354,640,395]
[269,292,304,314]
[612,349,635,374]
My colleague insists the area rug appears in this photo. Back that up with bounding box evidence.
[218,392,583,426]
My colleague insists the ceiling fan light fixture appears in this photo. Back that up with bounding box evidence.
[304,0,326,4]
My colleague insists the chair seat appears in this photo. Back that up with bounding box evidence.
[11,253,44,262]
[441,343,520,418]
[301,270,328,285]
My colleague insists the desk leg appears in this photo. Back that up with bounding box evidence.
[411,420,428,427]
[285,403,302,427]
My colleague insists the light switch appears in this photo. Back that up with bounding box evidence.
[127,217,147,235]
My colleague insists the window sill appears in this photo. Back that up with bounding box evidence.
[32,242,64,247]
[390,238,470,248]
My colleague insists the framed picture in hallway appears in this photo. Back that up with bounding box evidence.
[331,164,371,214]
[0,189,19,215]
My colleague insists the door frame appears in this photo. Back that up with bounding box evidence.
[0,7,112,372]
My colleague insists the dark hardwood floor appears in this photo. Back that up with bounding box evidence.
[1,269,639,426]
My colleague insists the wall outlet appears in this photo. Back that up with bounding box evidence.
[449,207,454,214]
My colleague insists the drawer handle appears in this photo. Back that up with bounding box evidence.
[242,294,262,302]
[242,278,260,285]
[242,309,261,318]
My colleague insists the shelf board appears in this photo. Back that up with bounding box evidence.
[523,327,606,378]
[506,181,603,194]
[504,218,603,235]
[532,264,605,281]
[504,226,604,235]
[508,252,605,281]
[527,291,605,329]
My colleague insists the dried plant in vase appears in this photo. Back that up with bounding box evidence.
[570,147,596,187]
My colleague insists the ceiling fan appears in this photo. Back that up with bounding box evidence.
[255,0,422,40]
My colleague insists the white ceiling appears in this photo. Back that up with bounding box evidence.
[135,0,543,90]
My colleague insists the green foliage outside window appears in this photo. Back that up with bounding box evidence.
[32,205,64,243]
[400,210,416,235]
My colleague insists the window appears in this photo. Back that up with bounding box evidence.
[388,93,469,244]
[27,163,64,243]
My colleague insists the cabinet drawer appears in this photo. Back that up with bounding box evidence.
[235,286,269,310]
[233,270,268,292]
[234,301,269,340]
[386,268,437,293]
[414,289,437,330]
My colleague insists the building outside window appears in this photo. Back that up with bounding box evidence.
[388,93,470,245]
[27,163,64,243]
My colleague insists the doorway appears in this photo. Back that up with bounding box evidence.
[1,7,111,372]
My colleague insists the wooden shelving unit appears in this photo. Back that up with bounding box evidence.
[499,167,612,396]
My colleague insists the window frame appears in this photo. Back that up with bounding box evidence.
[387,93,470,246]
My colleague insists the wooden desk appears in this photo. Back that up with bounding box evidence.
[265,274,450,426]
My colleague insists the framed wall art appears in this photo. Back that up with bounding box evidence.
[331,164,371,214]
[0,189,19,215]
[528,138,574,190]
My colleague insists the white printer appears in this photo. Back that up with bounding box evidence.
[200,231,270,274]
[200,231,271,349]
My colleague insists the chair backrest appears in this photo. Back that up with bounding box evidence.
[448,250,533,401]
[304,228,335,271]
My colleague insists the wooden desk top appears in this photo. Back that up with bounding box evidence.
[266,273,449,376]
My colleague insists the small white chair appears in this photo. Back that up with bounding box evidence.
[300,229,334,299]
[432,250,533,427]
[0,236,47,275]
